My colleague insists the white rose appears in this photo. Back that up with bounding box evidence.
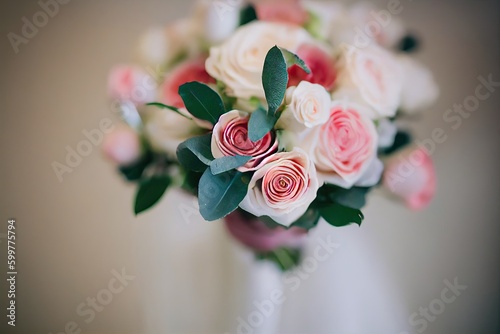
[398,55,439,114]
[333,44,403,119]
[144,107,208,156]
[278,81,331,131]
[239,148,320,227]
[192,0,242,44]
[205,21,312,100]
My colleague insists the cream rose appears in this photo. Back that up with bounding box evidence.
[334,44,403,119]
[205,21,312,100]
[306,100,378,188]
[211,110,278,172]
[278,81,332,131]
[239,148,320,227]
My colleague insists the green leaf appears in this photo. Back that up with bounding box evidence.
[262,46,289,115]
[316,184,370,210]
[118,151,153,181]
[134,175,171,215]
[248,107,280,142]
[256,247,302,271]
[176,134,214,172]
[291,208,321,230]
[240,4,258,26]
[210,155,252,175]
[382,130,412,155]
[280,48,311,75]
[178,82,226,124]
[262,46,310,115]
[319,203,364,227]
[145,102,192,120]
[198,169,249,221]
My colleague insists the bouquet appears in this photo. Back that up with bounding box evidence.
[103,0,438,270]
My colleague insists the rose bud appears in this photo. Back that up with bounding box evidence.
[102,125,141,166]
[107,65,157,106]
[211,110,278,172]
[288,44,337,91]
[382,146,436,210]
[160,57,215,108]
[307,100,379,188]
[239,148,320,227]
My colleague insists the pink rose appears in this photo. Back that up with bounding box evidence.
[161,58,215,108]
[102,125,141,166]
[108,65,157,105]
[254,0,309,26]
[288,44,337,91]
[211,110,278,172]
[382,147,436,210]
[310,101,378,188]
[224,210,307,251]
[239,148,320,227]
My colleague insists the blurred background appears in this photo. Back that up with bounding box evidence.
[0,0,499,333]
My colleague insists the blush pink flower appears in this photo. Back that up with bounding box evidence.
[310,101,378,188]
[224,210,307,251]
[161,57,215,108]
[108,65,156,105]
[288,44,337,91]
[239,149,319,227]
[382,147,436,210]
[102,125,141,166]
[254,0,309,26]
[211,110,278,172]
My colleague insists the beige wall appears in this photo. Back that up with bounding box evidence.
[0,0,499,333]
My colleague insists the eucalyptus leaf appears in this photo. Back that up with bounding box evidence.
[198,169,249,221]
[262,46,288,115]
[248,107,280,142]
[134,175,171,215]
[262,46,310,115]
[178,82,226,124]
[280,48,311,74]
[176,134,214,172]
[210,155,252,175]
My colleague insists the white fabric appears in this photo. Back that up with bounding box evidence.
[133,190,410,334]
